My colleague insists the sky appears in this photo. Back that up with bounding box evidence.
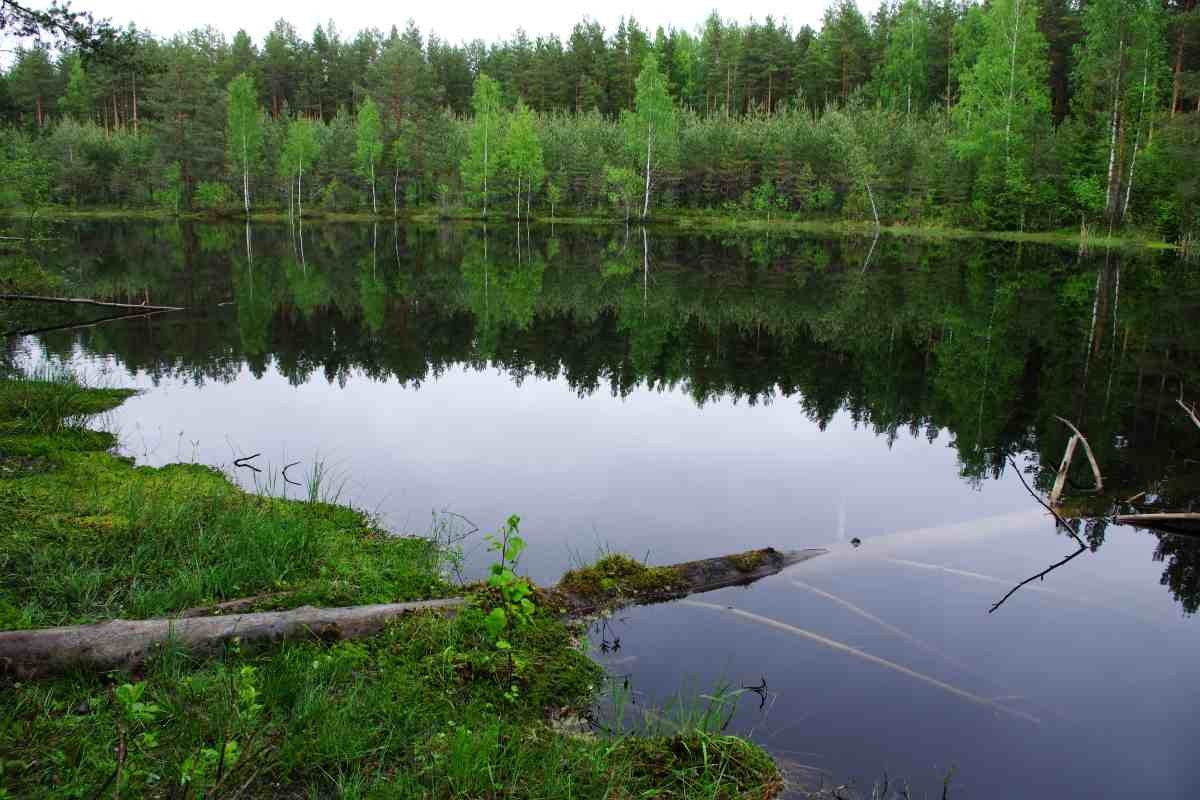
[74,1,885,46]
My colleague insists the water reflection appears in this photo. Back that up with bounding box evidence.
[7,221,1197,615]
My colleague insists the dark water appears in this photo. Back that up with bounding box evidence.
[6,221,1199,799]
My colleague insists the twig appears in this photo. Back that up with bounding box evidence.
[232,453,261,474]
[987,541,1088,614]
[1007,457,1077,535]
[989,457,1091,613]
[113,719,126,800]
[282,461,301,487]
[1054,416,1103,493]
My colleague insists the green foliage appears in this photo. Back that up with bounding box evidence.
[193,180,233,212]
[481,514,535,648]
[226,73,263,214]
[462,73,502,211]
[354,97,383,211]
[0,7,1195,232]
[952,0,1052,226]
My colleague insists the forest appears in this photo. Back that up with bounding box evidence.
[0,1,1199,237]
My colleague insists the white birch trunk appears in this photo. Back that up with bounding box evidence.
[370,163,377,215]
[1121,45,1151,222]
[1104,36,1124,222]
[242,133,250,217]
[1003,0,1022,166]
[642,121,653,220]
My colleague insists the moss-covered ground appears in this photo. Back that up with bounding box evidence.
[0,369,783,799]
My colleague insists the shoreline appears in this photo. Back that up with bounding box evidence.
[1,206,1177,252]
[0,371,786,799]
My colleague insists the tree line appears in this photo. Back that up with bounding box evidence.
[1,1,1198,235]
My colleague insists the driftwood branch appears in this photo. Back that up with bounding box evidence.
[0,548,825,679]
[1054,416,1103,494]
[1179,398,1200,432]
[1049,434,1079,506]
[0,293,183,312]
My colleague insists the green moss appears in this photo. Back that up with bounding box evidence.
[727,549,768,572]
[558,554,690,600]
[612,733,783,799]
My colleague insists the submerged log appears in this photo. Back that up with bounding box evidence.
[0,547,825,680]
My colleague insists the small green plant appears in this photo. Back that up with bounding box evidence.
[482,514,535,649]
[114,682,162,725]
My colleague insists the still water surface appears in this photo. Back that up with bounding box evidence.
[6,221,1199,798]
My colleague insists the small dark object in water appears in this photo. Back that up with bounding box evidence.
[850,538,862,548]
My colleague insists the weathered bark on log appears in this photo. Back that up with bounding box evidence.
[0,598,468,680]
[0,548,826,680]
[0,294,184,312]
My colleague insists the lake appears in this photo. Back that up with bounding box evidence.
[5,220,1199,799]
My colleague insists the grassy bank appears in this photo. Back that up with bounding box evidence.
[0,368,782,799]
[1,204,1180,252]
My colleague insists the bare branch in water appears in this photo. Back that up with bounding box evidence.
[988,541,1088,614]
[1006,456,1079,538]
[1178,396,1200,432]
[1054,416,1103,494]
[989,457,1091,614]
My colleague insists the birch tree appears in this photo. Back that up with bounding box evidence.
[1072,0,1166,226]
[878,0,929,117]
[625,53,676,220]
[226,73,262,217]
[501,99,545,219]
[952,0,1051,221]
[281,117,321,219]
[462,73,501,214]
[355,96,383,213]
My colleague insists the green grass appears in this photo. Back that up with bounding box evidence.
[0,369,785,799]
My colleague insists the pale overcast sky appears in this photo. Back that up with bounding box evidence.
[77,1,884,46]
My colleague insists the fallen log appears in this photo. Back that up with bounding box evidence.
[0,293,184,312]
[0,547,825,680]
[1114,513,1200,537]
